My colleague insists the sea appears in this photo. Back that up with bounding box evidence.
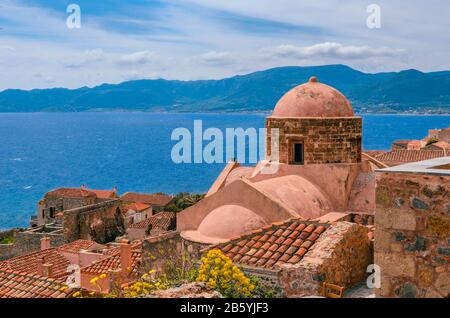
[1,112,449,230]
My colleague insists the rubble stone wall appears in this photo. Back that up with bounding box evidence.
[375,172,450,298]
[11,230,67,257]
[63,199,124,243]
[279,222,371,297]
[140,232,185,275]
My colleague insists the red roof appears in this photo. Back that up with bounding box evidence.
[128,212,175,230]
[0,240,100,280]
[121,192,174,206]
[58,239,102,254]
[0,269,71,298]
[375,150,447,165]
[45,188,95,198]
[88,189,117,199]
[81,244,141,277]
[45,187,117,199]
[124,202,151,213]
[211,219,329,269]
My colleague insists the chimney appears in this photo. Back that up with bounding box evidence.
[37,256,53,277]
[41,237,51,250]
[120,240,132,276]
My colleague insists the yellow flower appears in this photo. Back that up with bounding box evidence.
[99,274,107,279]
[72,291,81,298]
[90,277,99,285]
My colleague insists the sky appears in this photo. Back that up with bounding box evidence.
[0,0,449,90]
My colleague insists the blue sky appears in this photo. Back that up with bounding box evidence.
[0,0,449,89]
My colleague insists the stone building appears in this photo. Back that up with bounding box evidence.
[178,77,375,251]
[126,212,176,240]
[210,218,371,297]
[36,186,118,227]
[266,76,361,165]
[375,157,450,298]
[161,77,377,296]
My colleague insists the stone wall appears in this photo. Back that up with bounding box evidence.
[0,229,17,260]
[63,199,125,244]
[11,229,67,257]
[139,232,186,275]
[266,117,362,164]
[240,266,283,297]
[375,171,450,298]
[279,222,371,297]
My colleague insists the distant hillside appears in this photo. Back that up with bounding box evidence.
[1,65,450,114]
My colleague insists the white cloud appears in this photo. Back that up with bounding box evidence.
[119,51,157,66]
[197,51,236,65]
[0,0,449,90]
[260,42,404,60]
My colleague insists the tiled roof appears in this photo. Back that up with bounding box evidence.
[375,150,447,165]
[81,244,141,277]
[363,150,386,158]
[57,239,102,254]
[428,141,450,149]
[45,188,95,198]
[0,240,100,280]
[88,189,117,199]
[0,269,71,298]
[392,140,412,145]
[128,212,175,230]
[121,192,174,206]
[211,219,329,269]
[45,187,117,199]
[124,202,151,213]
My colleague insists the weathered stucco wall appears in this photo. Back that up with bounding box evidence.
[266,117,362,165]
[375,171,450,298]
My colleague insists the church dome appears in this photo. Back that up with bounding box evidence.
[272,77,354,118]
[181,205,266,244]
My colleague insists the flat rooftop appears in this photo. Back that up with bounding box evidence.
[376,156,450,176]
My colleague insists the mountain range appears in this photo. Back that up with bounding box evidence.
[1,65,450,114]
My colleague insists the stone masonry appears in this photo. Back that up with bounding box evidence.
[63,199,125,244]
[375,171,449,298]
[266,117,362,164]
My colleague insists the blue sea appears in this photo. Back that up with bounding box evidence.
[1,113,449,230]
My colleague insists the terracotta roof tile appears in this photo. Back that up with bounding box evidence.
[0,269,71,298]
[0,240,101,280]
[81,244,142,277]
[128,212,175,230]
[124,202,151,213]
[376,150,446,165]
[212,219,329,269]
[121,192,174,206]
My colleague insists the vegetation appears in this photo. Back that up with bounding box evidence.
[197,249,255,298]
[164,192,205,213]
[0,237,14,244]
[426,137,439,146]
[69,249,277,298]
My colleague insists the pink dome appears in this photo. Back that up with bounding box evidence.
[272,77,354,118]
[181,205,266,244]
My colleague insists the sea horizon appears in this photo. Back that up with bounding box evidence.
[1,112,449,230]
